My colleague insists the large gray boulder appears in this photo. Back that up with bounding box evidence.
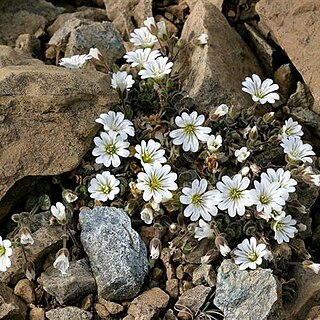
[79,206,148,301]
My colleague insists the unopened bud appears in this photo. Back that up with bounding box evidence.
[150,237,161,260]
[249,125,258,141]
[20,227,34,245]
[303,260,320,274]
[39,194,51,211]
[129,181,142,198]
[169,223,178,233]
[209,104,229,121]
[250,163,261,175]
[140,206,154,225]
[240,166,250,176]
[88,47,104,62]
[297,223,307,232]
[53,248,70,275]
[215,236,231,257]
[24,261,36,281]
[144,17,158,36]
[262,112,275,124]
[201,249,219,264]
[62,189,78,203]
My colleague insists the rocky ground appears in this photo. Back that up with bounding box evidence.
[0,0,320,319]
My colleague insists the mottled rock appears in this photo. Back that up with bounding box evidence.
[214,259,283,320]
[94,303,110,318]
[39,259,96,305]
[65,21,125,65]
[0,0,62,46]
[0,283,27,320]
[0,45,43,68]
[256,0,320,114]
[103,0,152,40]
[45,307,92,320]
[274,64,296,101]
[0,65,117,212]
[192,264,216,287]
[98,298,124,314]
[175,285,211,316]
[175,0,264,114]
[15,34,41,58]
[81,294,95,311]
[285,265,320,319]
[79,206,148,300]
[127,287,170,320]
[306,306,320,320]
[14,279,35,304]
[166,279,179,298]
[0,226,63,284]
[29,307,45,320]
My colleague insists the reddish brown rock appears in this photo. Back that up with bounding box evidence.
[256,0,320,114]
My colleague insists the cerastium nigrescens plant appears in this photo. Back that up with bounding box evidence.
[2,16,319,286]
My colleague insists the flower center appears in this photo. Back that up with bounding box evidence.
[247,251,258,262]
[0,246,6,257]
[275,222,283,231]
[183,124,196,135]
[105,144,117,155]
[100,184,112,195]
[254,89,264,98]
[229,188,242,200]
[142,151,153,163]
[147,175,161,191]
[191,193,203,205]
[259,194,270,204]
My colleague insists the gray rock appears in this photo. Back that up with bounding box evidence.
[174,0,264,114]
[65,21,125,66]
[79,206,148,301]
[39,259,97,305]
[0,0,62,46]
[214,259,283,320]
[0,226,63,285]
[0,283,27,320]
[46,307,92,320]
[175,285,211,315]
[192,264,216,287]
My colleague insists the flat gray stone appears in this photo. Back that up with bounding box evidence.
[46,307,92,320]
[79,206,148,301]
[214,260,283,320]
[39,259,96,305]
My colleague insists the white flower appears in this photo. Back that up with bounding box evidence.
[140,206,154,224]
[144,17,157,30]
[281,137,315,163]
[0,237,12,272]
[130,27,158,48]
[272,212,297,244]
[235,147,250,163]
[59,54,91,68]
[88,47,103,62]
[215,174,252,217]
[53,249,69,275]
[111,71,135,93]
[207,135,222,153]
[92,131,130,168]
[20,228,34,245]
[135,139,166,166]
[88,171,120,201]
[194,219,214,241]
[138,56,173,80]
[124,48,161,68]
[242,74,280,104]
[280,117,303,139]
[51,202,66,223]
[249,180,285,216]
[144,17,168,40]
[136,161,178,203]
[261,168,297,200]
[234,237,268,270]
[219,243,231,257]
[156,21,168,40]
[197,33,208,44]
[96,111,135,140]
[180,179,219,221]
[170,111,211,152]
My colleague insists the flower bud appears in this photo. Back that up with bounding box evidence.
[169,223,178,234]
[23,261,36,281]
[240,166,250,176]
[140,206,154,225]
[262,112,275,124]
[249,125,258,141]
[201,249,219,264]
[303,260,320,274]
[297,223,307,232]
[53,248,70,275]
[250,163,261,175]
[209,104,229,121]
[215,236,231,257]
[39,194,51,211]
[129,181,142,198]
[144,17,158,36]
[195,33,208,45]
[62,189,78,203]
[20,227,34,245]
[150,237,161,260]
[88,47,104,62]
